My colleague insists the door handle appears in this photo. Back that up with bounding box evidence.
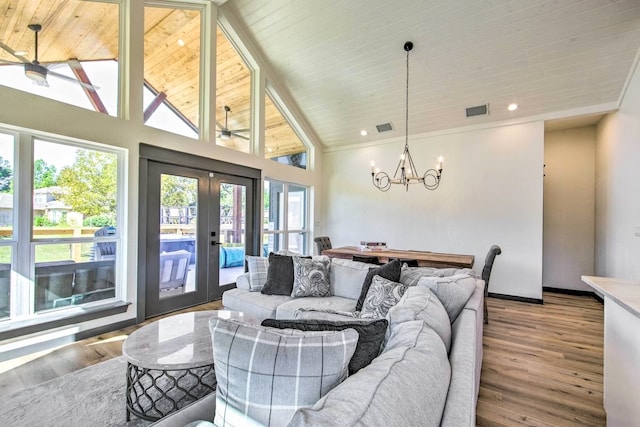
[211,241,221,246]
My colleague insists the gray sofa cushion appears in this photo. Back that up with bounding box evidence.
[387,285,452,353]
[399,266,477,287]
[262,318,388,374]
[276,296,356,320]
[222,288,292,321]
[288,320,451,427]
[417,274,477,322]
[210,317,358,427]
[329,258,371,300]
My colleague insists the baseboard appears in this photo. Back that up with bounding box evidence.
[488,292,543,304]
[75,318,138,341]
[542,286,604,304]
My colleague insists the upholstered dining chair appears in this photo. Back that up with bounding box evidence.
[482,245,502,324]
[313,236,332,255]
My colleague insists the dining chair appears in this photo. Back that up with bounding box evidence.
[313,236,332,255]
[482,245,502,324]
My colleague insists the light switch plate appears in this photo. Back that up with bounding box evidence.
[635,226,640,236]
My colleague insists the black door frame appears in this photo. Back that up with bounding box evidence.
[138,143,261,321]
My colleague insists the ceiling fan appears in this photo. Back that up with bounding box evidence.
[216,105,249,140]
[0,24,98,91]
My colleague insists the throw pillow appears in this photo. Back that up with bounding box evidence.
[245,255,269,292]
[355,259,402,311]
[262,318,388,374]
[261,253,296,295]
[399,266,477,287]
[210,317,358,427]
[291,255,331,297]
[360,275,408,319]
[417,273,477,322]
[329,258,371,300]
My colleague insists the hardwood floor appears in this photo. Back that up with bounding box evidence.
[477,292,605,426]
[0,293,605,426]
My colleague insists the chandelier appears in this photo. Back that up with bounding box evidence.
[371,41,443,192]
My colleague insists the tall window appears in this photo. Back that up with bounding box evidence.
[0,128,124,321]
[263,180,308,254]
[265,92,308,170]
[143,4,201,138]
[0,0,119,116]
[215,25,252,152]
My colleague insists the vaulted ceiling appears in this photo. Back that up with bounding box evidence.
[223,0,640,148]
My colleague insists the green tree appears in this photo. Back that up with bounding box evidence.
[57,150,117,218]
[161,175,197,207]
[34,159,58,189]
[0,156,12,193]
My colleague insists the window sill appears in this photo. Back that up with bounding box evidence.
[0,301,131,341]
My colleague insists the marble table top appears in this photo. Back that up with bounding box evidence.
[581,275,640,319]
[123,310,253,370]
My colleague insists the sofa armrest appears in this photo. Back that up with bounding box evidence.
[150,392,216,427]
[235,272,251,290]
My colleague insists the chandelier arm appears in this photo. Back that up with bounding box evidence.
[423,168,443,190]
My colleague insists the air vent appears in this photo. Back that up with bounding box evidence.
[376,122,394,133]
[465,104,489,117]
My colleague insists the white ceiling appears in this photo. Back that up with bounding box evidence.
[223,0,640,149]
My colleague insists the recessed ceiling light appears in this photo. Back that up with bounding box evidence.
[507,103,518,111]
[177,39,185,47]
[360,130,368,136]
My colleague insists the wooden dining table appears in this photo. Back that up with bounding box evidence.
[322,246,475,269]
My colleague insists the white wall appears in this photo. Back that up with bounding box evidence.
[595,60,640,280]
[543,127,595,291]
[323,121,545,300]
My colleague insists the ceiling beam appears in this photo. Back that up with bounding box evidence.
[143,91,167,123]
[68,59,108,114]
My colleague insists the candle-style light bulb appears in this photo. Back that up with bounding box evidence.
[370,161,375,174]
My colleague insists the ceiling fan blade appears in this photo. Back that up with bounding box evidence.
[231,133,250,140]
[231,128,250,133]
[0,42,30,64]
[47,69,99,91]
[0,58,24,65]
[216,120,225,130]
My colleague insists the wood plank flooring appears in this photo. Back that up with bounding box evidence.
[0,293,605,426]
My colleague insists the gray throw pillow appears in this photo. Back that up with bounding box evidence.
[360,275,408,319]
[355,259,402,311]
[245,255,269,291]
[417,273,477,322]
[262,318,388,374]
[291,256,331,297]
[210,317,358,427]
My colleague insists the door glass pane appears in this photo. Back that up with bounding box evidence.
[287,232,306,254]
[159,174,197,299]
[220,183,246,286]
[288,184,307,231]
[34,243,115,312]
[0,246,11,319]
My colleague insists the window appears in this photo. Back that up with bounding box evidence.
[143,4,202,138]
[215,25,252,152]
[265,92,308,170]
[263,180,308,254]
[0,128,124,321]
[0,0,119,116]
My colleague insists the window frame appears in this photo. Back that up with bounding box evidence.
[263,180,310,255]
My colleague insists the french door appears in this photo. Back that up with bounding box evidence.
[139,146,258,319]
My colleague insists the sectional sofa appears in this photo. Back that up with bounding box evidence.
[152,257,484,426]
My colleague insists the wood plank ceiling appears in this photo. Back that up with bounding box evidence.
[0,0,305,158]
[223,0,640,147]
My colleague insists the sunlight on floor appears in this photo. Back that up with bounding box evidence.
[86,334,127,346]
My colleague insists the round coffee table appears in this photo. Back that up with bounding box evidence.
[123,310,253,421]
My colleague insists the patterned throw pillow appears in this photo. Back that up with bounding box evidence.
[291,255,331,297]
[245,256,269,292]
[355,259,402,311]
[210,317,358,427]
[359,275,408,319]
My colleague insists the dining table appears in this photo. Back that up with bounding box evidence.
[322,246,475,269]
